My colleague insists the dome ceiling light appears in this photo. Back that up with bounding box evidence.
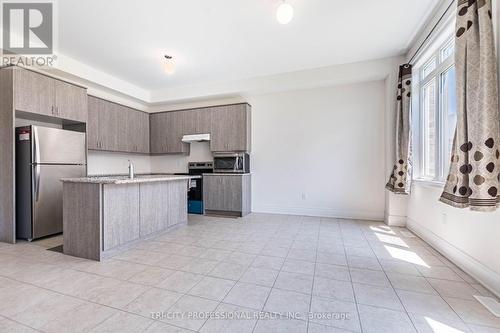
[276,1,294,24]
[164,55,175,74]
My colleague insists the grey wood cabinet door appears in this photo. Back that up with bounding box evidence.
[203,175,225,211]
[114,103,129,152]
[87,96,100,150]
[194,108,212,134]
[166,112,189,154]
[98,100,119,151]
[181,110,196,135]
[150,112,168,153]
[181,109,212,135]
[168,180,188,226]
[137,111,150,153]
[128,109,150,154]
[54,80,88,122]
[210,104,250,152]
[139,182,169,236]
[203,175,242,212]
[102,184,140,251]
[125,108,140,153]
[223,176,243,211]
[13,68,55,116]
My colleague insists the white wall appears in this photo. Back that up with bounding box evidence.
[407,185,500,296]
[245,81,386,220]
[87,151,151,175]
[403,0,500,297]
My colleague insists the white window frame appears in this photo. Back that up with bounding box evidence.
[413,35,455,183]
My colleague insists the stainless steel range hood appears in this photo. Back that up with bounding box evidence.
[181,133,211,143]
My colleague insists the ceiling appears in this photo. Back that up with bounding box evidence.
[57,0,439,95]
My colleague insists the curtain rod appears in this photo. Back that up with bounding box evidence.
[408,0,456,65]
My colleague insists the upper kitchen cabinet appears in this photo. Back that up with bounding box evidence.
[54,80,88,123]
[87,96,101,150]
[87,96,149,154]
[183,108,212,135]
[149,112,168,153]
[126,108,150,153]
[210,103,251,152]
[13,68,54,117]
[150,111,189,154]
[13,67,88,122]
[150,103,251,154]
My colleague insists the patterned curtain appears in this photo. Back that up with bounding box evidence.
[440,0,500,211]
[386,64,413,194]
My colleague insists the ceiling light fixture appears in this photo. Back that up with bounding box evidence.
[276,1,294,24]
[164,55,175,74]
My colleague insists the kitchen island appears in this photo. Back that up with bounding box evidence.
[61,175,196,261]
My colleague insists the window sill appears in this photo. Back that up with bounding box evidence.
[412,179,445,189]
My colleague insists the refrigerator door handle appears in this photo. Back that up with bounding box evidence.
[34,164,41,202]
[33,126,40,165]
[33,127,41,201]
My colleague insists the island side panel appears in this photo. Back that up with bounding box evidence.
[63,182,102,261]
[168,179,188,227]
[102,183,140,251]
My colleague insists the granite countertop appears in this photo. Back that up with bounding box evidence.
[61,174,200,184]
[202,173,252,176]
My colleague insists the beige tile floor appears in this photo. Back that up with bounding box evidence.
[0,213,499,333]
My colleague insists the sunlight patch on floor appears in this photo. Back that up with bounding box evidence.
[369,226,396,235]
[425,317,466,333]
[375,233,409,248]
[384,245,430,268]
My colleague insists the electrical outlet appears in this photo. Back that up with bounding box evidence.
[301,193,307,200]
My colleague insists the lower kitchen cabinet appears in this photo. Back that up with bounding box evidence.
[139,180,187,236]
[102,184,140,251]
[203,174,251,217]
[167,180,188,226]
[139,182,169,236]
[63,178,190,261]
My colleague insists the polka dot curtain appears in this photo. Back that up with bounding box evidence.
[386,64,413,194]
[440,0,500,211]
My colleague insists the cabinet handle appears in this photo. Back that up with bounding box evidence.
[51,106,54,115]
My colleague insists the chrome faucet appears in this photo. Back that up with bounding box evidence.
[128,160,135,179]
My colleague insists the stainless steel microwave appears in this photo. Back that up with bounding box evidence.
[213,153,250,173]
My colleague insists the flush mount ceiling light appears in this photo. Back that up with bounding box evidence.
[276,1,294,24]
[164,55,175,74]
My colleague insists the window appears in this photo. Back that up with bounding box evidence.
[415,37,456,182]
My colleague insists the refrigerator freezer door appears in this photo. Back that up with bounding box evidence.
[32,164,86,239]
[33,126,86,164]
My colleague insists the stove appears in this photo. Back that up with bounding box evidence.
[175,162,213,214]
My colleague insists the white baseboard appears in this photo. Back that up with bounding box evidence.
[385,213,407,227]
[252,204,384,221]
[407,217,500,298]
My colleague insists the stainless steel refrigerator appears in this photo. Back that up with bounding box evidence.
[16,126,86,241]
